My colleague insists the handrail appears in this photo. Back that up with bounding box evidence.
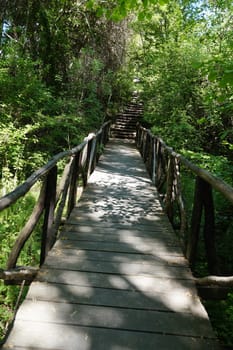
[162,138,233,204]
[0,121,111,281]
[136,123,233,296]
[136,125,233,204]
[0,121,111,211]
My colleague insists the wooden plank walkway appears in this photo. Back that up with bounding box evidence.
[3,139,220,350]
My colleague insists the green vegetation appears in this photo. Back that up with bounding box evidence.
[204,294,233,347]
[130,0,233,157]
[0,188,41,340]
[0,0,233,346]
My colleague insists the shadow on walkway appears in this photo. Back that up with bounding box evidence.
[2,140,220,350]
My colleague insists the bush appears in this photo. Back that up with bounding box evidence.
[204,293,233,347]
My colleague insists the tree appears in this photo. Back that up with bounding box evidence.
[124,0,233,156]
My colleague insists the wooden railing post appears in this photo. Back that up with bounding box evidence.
[81,141,89,187]
[81,134,94,187]
[165,154,175,225]
[87,136,97,178]
[174,156,187,240]
[202,178,219,275]
[186,176,203,268]
[40,166,57,265]
[147,134,153,177]
[96,132,102,162]
[154,138,160,186]
[157,142,166,191]
[85,137,94,182]
[136,123,139,147]
[151,137,157,185]
[142,130,147,161]
[139,127,144,154]
[186,176,219,274]
[137,124,142,150]
[67,153,80,218]
[6,183,46,269]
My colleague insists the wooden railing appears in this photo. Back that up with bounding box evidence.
[136,124,233,297]
[0,121,111,283]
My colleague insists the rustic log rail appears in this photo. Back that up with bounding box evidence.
[136,123,233,297]
[0,121,111,282]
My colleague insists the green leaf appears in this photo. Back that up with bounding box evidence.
[142,0,149,8]
[208,70,217,81]
[138,10,146,21]
[158,0,168,4]
[96,7,105,17]
[191,61,203,69]
[85,0,95,10]
[220,71,233,86]
[197,117,207,125]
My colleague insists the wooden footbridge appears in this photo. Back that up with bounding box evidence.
[2,102,233,349]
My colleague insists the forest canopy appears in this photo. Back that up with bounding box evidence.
[0,0,132,184]
[1,0,233,177]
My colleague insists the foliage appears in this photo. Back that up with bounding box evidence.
[129,1,233,156]
[0,2,132,182]
[204,293,233,347]
[0,189,41,267]
[0,189,41,341]
[182,150,233,184]
[86,0,170,21]
[0,283,28,341]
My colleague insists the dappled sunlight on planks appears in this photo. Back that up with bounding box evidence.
[2,139,219,350]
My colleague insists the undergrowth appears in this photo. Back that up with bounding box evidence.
[0,187,42,341]
[204,294,233,347]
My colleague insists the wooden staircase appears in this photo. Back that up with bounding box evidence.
[111,100,143,139]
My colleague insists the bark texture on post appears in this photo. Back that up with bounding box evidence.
[40,166,57,265]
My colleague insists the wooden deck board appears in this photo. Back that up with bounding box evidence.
[14,300,214,337]
[3,139,220,349]
[26,283,204,314]
[53,239,184,255]
[3,322,219,350]
[44,248,188,266]
[36,268,197,292]
[43,255,191,278]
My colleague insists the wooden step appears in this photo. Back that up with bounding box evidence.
[111,101,143,140]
